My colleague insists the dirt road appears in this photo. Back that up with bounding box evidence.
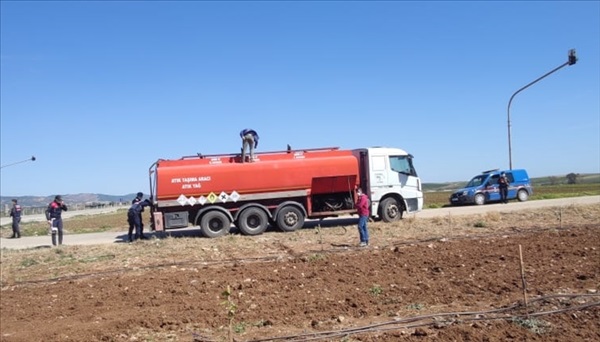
[0,196,598,250]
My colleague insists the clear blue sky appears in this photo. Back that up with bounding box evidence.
[1,1,599,196]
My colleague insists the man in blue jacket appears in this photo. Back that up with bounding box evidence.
[130,192,150,240]
[45,195,68,246]
[10,199,22,238]
[127,196,151,242]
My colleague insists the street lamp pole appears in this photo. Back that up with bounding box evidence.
[507,49,578,170]
[0,156,36,169]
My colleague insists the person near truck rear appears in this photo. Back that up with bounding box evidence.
[127,193,151,242]
[240,128,259,163]
[355,188,370,247]
[129,192,149,240]
[10,199,22,238]
[45,195,68,246]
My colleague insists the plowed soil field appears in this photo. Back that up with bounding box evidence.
[1,204,599,342]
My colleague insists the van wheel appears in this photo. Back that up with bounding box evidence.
[474,193,486,205]
[517,189,529,202]
[276,206,305,232]
[200,211,231,238]
[380,198,402,222]
[238,207,269,236]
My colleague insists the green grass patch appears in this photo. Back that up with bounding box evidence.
[56,250,77,266]
[233,322,246,334]
[369,284,383,296]
[308,253,326,262]
[406,303,425,311]
[512,317,551,334]
[19,258,38,268]
[79,254,116,263]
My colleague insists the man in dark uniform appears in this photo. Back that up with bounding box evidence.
[45,195,68,246]
[240,128,259,163]
[133,192,151,239]
[10,199,22,238]
[127,196,151,242]
[498,172,509,204]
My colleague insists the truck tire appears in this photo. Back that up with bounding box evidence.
[237,207,269,236]
[380,197,403,222]
[200,211,231,238]
[276,206,305,232]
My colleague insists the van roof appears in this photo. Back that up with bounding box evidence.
[480,169,528,175]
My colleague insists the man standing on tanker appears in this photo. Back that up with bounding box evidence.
[45,195,68,246]
[240,128,259,163]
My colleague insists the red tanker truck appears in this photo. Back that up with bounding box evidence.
[148,146,423,238]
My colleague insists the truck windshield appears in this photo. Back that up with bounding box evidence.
[389,155,417,177]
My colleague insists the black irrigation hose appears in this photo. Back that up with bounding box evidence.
[359,301,600,340]
[247,302,525,341]
[243,294,600,342]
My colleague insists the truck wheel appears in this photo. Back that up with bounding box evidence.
[238,207,269,236]
[474,193,486,205]
[276,206,305,232]
[380,198,402,222]
[517,189,529,202]
[200,211,231,238]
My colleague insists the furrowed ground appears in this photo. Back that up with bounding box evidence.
[1,203,599,341]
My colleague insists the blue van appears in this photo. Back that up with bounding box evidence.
[449,169,533,205]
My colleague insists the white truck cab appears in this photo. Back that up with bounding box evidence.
[353,147,423,221]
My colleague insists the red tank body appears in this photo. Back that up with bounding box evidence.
[155,147,359,201]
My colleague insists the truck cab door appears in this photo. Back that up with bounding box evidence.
[367,154,388,209]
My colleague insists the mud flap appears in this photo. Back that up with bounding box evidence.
[153,212,164,232]
[405,197,423,213]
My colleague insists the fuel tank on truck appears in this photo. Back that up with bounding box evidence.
[155,147,360,202]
